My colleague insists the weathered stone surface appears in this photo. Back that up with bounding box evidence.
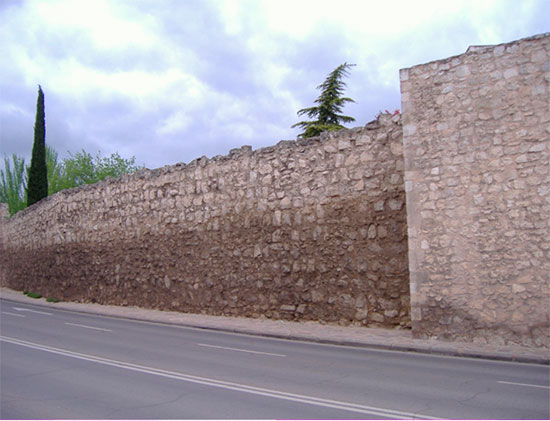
[401,33,549,348]
[2,32,547,348]
[0,115,409,329]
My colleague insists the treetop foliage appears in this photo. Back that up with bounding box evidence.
[0,148,143,216]
[50,150,143,193]
[0,155,27,215]
[292,62,356,138]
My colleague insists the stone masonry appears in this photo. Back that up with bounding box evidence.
[0,204,7,285]
[2,33,548,348]
[1,114,410,328]
[401,33,549,347]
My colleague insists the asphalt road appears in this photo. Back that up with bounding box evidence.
[1,299,549,419]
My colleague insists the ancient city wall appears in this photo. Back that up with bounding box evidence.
[2,33,548,348]
[401,33,549,347]
[0,204,7,285]
[1,114,410,327]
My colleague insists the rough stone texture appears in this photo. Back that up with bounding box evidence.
[401,33,550,348]
[1,114,410,328]
[0,204,7,285]
[3,33,548,348]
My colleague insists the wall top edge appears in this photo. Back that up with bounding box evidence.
[8,113,402,221]
[399,32,550,74]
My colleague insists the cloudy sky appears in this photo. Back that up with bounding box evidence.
[1,0,549,170]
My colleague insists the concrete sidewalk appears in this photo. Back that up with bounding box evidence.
[1,287,548,365]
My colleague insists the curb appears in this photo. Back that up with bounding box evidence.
[1,294,548,366]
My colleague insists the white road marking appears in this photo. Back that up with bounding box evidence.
[13,307,52,315]
[64,322,112,332]
[197,343,286,357]
[1,311,26,318]
[497,380,550,389]
[0,335,440,420]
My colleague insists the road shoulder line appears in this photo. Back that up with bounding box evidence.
[1,295,548,365]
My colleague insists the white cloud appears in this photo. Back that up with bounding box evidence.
[32,0,157,50]
[156,110,192,136]
[1,0,548,170]
[0,103,31,119]
[216,0,249,35]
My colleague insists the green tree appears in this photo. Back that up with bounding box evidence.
[1,148,142,215]
[57,150,96,190]
[50,150,143,194]
[0,147,57,216]
[46,145,64,195]
[0,155,27,216]
[95,152,142,180]
[26,85,48,206]
[292,63,356,138]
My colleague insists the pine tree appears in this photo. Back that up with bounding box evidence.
[26,85,48,207]
[292,63,356,138]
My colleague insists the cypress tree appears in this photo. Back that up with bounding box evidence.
[292,63,356,138]
[27,85,48,207]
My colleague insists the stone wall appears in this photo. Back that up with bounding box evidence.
[1,114,410,327]
[0,204,7,285]
[401,33,549,347]
[3,33,548,347]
